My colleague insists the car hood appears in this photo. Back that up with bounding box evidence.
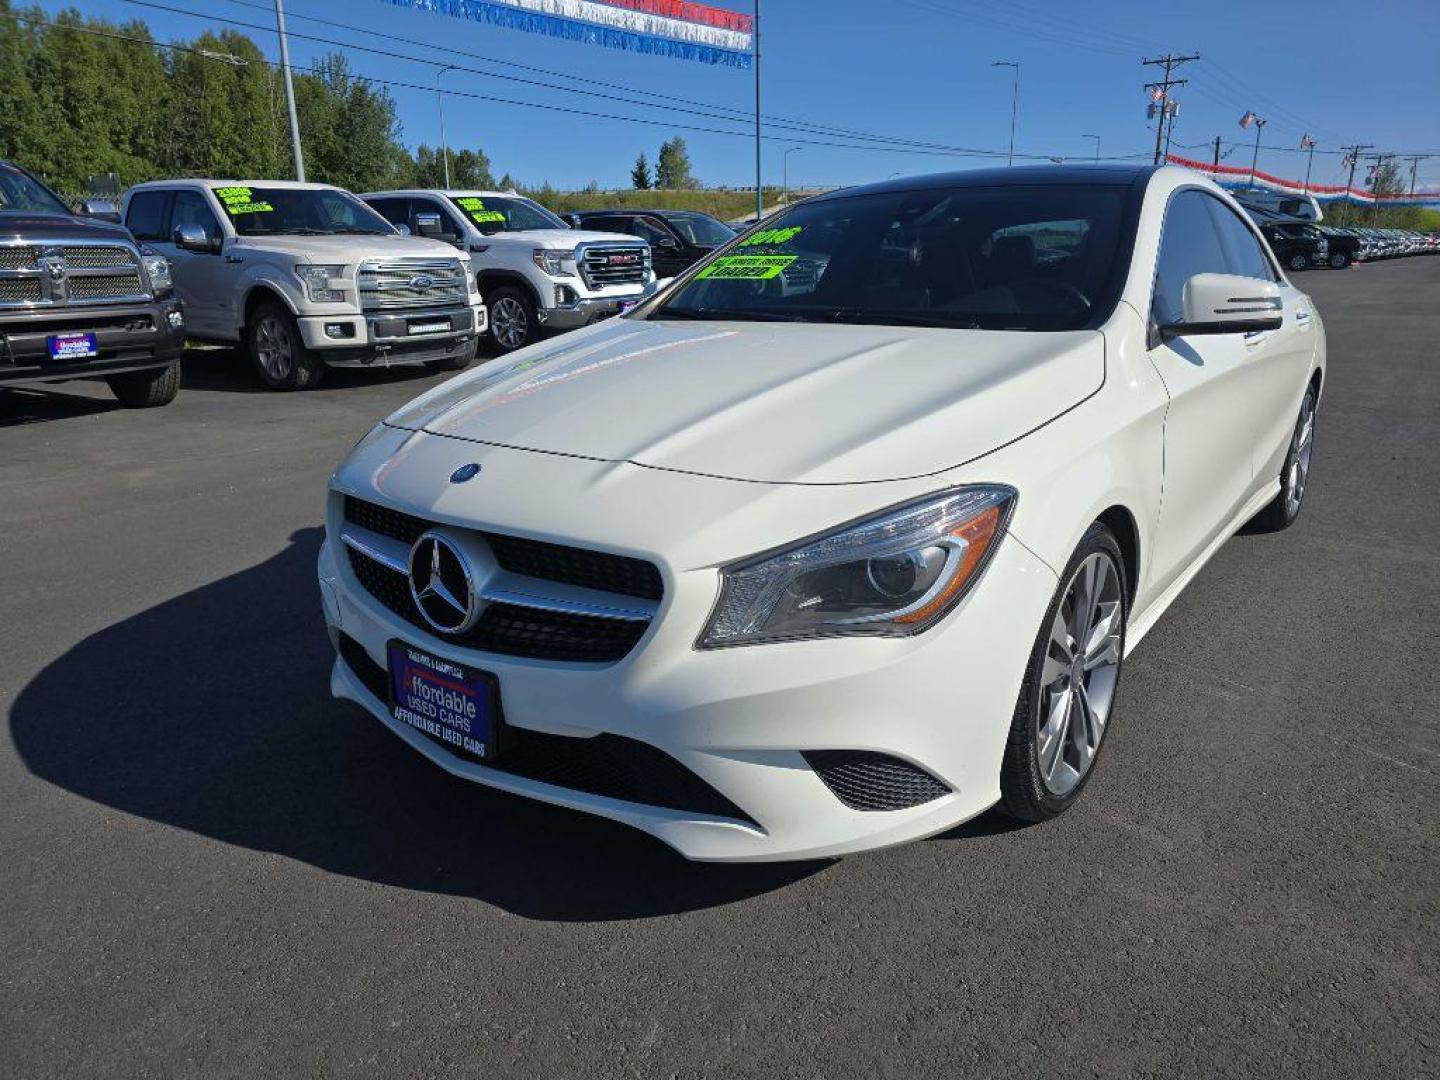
[385,318,1105,485]
[0,212,131,243]
[232,234,463,262]
[495,229,648,247]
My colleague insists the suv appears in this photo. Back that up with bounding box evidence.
[565,209,735,278]
[1,160,184,407]
[1315,226,1361,269]
[361,190,652,353]
[122,180,485,390]
[1257,220,1328,272]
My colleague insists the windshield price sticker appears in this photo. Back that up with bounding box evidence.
[696,255,797,280]
[470,211,506,224]
[214,186,272,215]
[739,226,804,248]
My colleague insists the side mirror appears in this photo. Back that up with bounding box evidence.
[1160,273,1283,340]
[173,224,220,254]
[81,199,121,223]
[413,212,444,238]
[394,223,412,236]
[656,236,680,249]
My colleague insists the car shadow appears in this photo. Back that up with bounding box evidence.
[179,347,450,394]
[0,385,122,426]
[8,527,827,920]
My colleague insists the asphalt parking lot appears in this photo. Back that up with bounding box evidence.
[2,258,1436,1079]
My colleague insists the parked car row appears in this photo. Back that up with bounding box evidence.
[1325,226,1440,262]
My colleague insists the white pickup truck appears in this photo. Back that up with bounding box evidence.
[360,189,652,352]
[121,180,486,390]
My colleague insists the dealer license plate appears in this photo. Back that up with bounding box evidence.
[47,333,98,361]
[387,641,498,764]
[408,320,451,336]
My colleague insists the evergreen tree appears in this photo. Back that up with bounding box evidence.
[655,137,694,189]
[631,153,651,190]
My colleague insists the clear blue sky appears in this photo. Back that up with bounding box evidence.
[47,0,1440,191]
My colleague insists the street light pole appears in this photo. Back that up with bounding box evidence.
[1083,133,1100,160]
[274,0,304,182]
[436,64,457,188]
[1248,116,1266,188]
[992,61,1020,166]
[783,146,802,205]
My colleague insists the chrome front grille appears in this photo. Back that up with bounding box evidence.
[578,244,649,289]
[357,259,468,311]
[0,240,148,308]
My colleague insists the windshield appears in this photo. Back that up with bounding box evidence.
[212,186,393,236]
[0,163,70,215]
[449,195,568,234]
[666,212,735,247]
[655,183,1131,331]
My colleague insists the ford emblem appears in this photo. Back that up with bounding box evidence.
[408,274,435,289]
[449,463,482,483]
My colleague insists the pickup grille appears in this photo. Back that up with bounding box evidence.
[357,259,468,311]
[579,244,649,289]
[0,240,148,309]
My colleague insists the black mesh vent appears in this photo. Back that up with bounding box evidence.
[347,548,648,664]
[803,750,951,812]
[335,632,751,823]
[344,495,663,602]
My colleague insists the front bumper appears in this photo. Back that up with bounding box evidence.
[296,303,486,366]
[0,298,185,385]
[318,525,1057,862]
[537,294,641,331]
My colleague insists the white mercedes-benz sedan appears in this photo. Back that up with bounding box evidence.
[318,165,1324,862]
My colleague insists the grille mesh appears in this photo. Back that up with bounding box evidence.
[803,750,951,812]
[62,246,134,268]
[580,245,649,288]
[344,496,662,602]
[68,273,143,299]
[0,279,42,303]
[357,259,468,310]
[347,548,649,663]
[0,247,37,270]
[336,631,752,821]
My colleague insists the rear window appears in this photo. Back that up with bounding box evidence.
[126,190,169,242]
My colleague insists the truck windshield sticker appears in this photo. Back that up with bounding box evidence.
[455,197,486,210]
[695,254,797,280]
[455,197,504,225]
[470,211,506,224]
[739,226,804,248]
[213,186,273,215]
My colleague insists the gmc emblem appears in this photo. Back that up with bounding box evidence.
[606,253,641,265]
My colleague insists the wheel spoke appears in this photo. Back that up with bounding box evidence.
[1038,687,1071,784]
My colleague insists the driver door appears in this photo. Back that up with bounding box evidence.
[157,189,231,337]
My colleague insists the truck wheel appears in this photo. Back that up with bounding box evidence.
[1328,252,1351,269]
[1287,253,1309,272]
[428,338,479,373]
[248,302,323,391]
[106,360,181,408]
[488,287,537,353]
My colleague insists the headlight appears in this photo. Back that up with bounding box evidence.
[462,258,480,296]
[295,264,346,303]
[699,485,1016,648]
[141,253,172,296]
[532,248,574,277]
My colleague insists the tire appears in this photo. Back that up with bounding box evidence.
[427,337,479,373]
[1000,523,1128,823]
[106,359,181,408]
[1328,252,1351,269]
[1249,385,1317,533]
[487,287,537,353]
[247,301,323,390]
[1287,253,1309,272]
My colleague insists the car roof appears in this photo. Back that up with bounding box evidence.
[574,208,713,218]
[808,163,1163,204]
[357,189,524,199]
[128,179,346,191]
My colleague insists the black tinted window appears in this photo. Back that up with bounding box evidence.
[169,190,221,243]
[1207,199,1274,282]
[1152,190,1228,326]
[126,191,169,242]
[366,197,408,226]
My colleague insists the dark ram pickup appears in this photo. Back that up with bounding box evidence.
[1,160,185,407]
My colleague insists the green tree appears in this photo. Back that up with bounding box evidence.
[168,31,283,182]
[655,137,694,189]
[630,152,651,190]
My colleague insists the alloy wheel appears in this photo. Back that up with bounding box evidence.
[1035,552,1123,796]
[254,315,294,381]
[492,297,530,350]
[1284,392,1316,518]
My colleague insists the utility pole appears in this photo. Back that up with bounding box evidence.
[1338,143,1373,226]
[436,65,457,188]
[1301,140,1316,194]
[1365,152,1396,225]
[1247,117,1266,187]
[1161,100,1180,161]
[274,0,304,182]
[1142,53,1198,165]
[1404,155,1431,196]
[992,61,1020,166]
[1212,135,1222,171]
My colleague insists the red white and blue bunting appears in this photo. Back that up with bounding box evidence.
[1168,154,1440,209]
[383,0,755,68]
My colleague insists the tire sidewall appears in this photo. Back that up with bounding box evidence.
[1278,386,1318,527]
[1001,524,1129,821]
[488,288,536,353]
[247,303,315,390]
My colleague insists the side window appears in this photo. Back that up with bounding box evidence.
[1207,199,1276,282]
[126,190,169,242]
[169,190,222,244]
[411,198,463,241]
[633,216,675,246]
[366,197,409,228]
[1151,190,1230,327]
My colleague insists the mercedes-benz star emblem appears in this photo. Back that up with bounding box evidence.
[408,531,481,635]
[449,463,481,483]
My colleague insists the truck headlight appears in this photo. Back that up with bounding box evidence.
[699,486,1016,648]
[295,264,346,303]
[141,253,172,296]
[532,248,575,278]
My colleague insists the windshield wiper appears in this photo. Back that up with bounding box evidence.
[816,309,984,329]
[653,307,806,323]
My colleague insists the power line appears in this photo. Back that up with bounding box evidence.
[1143,53,1198,165]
